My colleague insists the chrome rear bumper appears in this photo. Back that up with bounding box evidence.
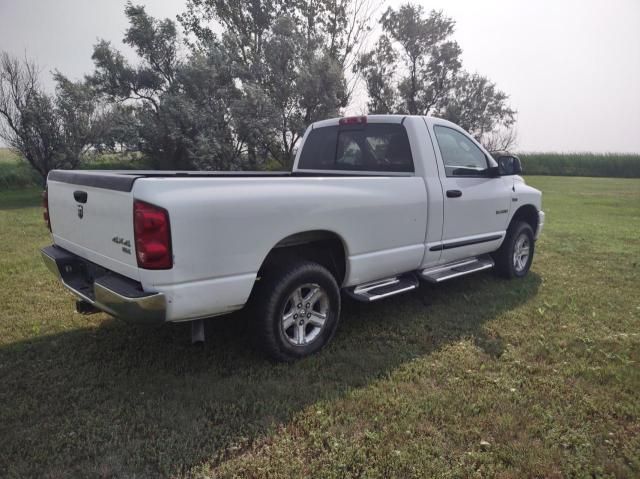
[41,245,166,323]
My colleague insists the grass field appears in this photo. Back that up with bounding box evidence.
[0,148,41,189]
[0,177,639,478]
[518,153,640,178]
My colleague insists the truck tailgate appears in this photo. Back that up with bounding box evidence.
[47,172,140,281]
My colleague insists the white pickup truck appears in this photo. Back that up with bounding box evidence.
[41,115,544,361]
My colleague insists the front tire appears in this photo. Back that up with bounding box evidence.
[493,221,535,279]
[251,261,341,362]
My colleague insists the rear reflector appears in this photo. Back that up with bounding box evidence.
[339,116,367,126]
[134,200,173,269]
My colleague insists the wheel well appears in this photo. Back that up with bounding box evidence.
[510,204,538,234]
[258,231,347,285]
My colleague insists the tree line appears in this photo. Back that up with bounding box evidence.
[0,1,516,182]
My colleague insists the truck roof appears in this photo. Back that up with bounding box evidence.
[310,114,460,130]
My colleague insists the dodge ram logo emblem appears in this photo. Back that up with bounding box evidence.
[77,205,83,219]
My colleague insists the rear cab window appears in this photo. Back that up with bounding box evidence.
[298,123,414,173]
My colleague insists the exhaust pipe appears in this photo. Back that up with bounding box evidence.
[191,319,205,344]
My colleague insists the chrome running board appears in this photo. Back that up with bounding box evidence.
[347,274,419,302]
[419,255,494,283]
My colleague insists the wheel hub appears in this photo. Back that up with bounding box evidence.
[281,283,329,346]
[513,233,531,273]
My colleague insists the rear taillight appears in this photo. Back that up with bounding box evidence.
[134,200,172,269]
[42,188,51,232]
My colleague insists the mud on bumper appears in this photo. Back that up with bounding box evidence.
[41,245,165,323]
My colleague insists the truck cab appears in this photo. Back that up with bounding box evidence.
[294,115,543,270]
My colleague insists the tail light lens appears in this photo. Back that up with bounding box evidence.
[42,188,51,232]
[134,200,173,269]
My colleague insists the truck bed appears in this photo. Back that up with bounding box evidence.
[46,168,428,321]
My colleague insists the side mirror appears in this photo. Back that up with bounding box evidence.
[496,156,523,176]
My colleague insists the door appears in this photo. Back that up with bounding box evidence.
[431,125,513,263]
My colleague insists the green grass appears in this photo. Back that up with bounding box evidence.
[0,148,41,189]
[0,148,20,163]
[1,177,639,478]
[518,152,640,178]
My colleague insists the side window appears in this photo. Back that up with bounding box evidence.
[298,124,414,173]
[433,126,488,177]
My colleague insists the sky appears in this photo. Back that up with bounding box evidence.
[0,0,639,153]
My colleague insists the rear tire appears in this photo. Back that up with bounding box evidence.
[493,221,535,279]
[251,260,341,362]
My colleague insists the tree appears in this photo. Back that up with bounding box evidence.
[252,14,348,165]
[89,3,246,170]
[86,1,374,170]
[481,127,518,152]
[89,3,184,169]
[179,0,373,73]
[179,0,373,167]
[358,3,515,145]
[441,72,516,141]
[0,52,102,182]
[53,72,108,165]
